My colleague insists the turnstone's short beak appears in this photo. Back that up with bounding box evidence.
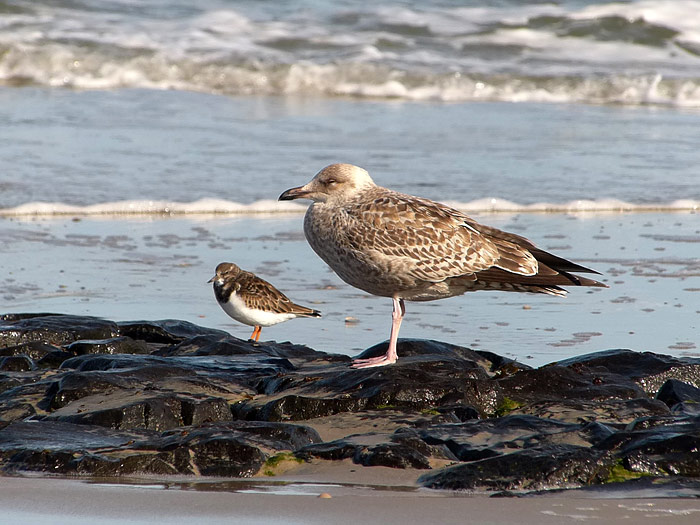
[207,276,216,283]
[278,185,308,201]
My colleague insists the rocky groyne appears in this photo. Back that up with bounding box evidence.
[1,313,699,495]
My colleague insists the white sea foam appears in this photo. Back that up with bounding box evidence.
[0,199,306,217]
[1,198,697,217]
[575,0,700,43]
[1,1,700,107]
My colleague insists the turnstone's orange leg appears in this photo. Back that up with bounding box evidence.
[250,325,262,342]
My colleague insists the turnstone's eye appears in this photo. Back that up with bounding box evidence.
[325,179,337,185]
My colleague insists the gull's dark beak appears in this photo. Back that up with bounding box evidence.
[279,186,309,201]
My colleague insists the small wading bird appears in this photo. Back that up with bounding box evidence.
[209,262,321,342]
[279,163,607,368]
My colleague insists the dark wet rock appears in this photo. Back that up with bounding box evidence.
[235,339,505,422]
[0,376,23,396]
[356,442,431,469]
[225,420,323,450]
[0,341,61,361]
[0,376,57,422]
[419,444,614,491]
[391,427,453,460]
[0,420,321,477]
[409,415,610,463]
[0,355,36,371]
[473,349,533,376]
[297,440,358,461]
[531,475,700,499]
[436,404,480,422]
[43,354,286,413]
[355,339,527,377]
[622,432,700,478]
[235,393,365,422]
[156,333,335,362]
[496,363,646,406]
[46,371,122,409]
[656,379,700,415]
[555,349,700,395]
[116,319,229,345]
[64,336,151,356]
[298,432,432,469]
[37,350,76,368]
[0,402,35,422]
[1,313,700,495]
[0,314,119,347]
[45,393,234,431]
[513,397,671,425]
[596,416,700,477]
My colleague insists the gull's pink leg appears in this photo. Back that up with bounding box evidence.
[352,297,405,368]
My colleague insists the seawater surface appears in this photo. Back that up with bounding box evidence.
[2,0,700,106]
[1,88,698,210]
[2,209,697,367]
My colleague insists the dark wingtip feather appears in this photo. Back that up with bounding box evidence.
[532,248,602,275]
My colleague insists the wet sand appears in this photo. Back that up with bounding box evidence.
[2,473,699,525]
[2,211,697,366]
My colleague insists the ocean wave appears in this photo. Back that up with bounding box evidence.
[0,48,697,106]
[1,0,699,107]
[2,198,697,217]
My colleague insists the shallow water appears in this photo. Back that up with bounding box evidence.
[3,209,697,367]
[1,88,699,210]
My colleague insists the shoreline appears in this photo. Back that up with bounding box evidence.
[2,475,700,525]
[1,200,698,217]
[1,212,698,367]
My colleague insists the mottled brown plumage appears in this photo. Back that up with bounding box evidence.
[209,262,321,341]
[280,163,606,367]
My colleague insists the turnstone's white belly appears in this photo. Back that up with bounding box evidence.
[220,292,297,327]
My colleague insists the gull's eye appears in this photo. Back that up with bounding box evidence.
[325,179,337,185]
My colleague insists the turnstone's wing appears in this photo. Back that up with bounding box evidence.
[238,271,321,317]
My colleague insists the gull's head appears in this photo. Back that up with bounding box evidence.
[208,262,241,284]
[279,163,375,203]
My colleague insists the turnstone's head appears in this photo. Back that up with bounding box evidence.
[208,262,242,284]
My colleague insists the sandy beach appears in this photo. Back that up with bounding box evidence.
[2,472,700,525]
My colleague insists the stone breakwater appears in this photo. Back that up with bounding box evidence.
[0,313,699,495]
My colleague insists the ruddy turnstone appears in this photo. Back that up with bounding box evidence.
[209,262,321,342]
[279,163,607,368]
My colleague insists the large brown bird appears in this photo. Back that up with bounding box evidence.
[279,163,606,368]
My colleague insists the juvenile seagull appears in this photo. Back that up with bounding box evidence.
[209,262,321,342]
[279,163,607,368]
